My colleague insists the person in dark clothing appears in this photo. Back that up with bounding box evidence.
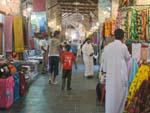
[61,44,76,91]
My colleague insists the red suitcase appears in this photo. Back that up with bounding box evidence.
[19,72,26,97]
[0,76,14,109]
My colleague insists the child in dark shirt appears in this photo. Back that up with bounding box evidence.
[61,44,76,91]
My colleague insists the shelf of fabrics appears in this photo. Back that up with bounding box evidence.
[116,5,150,41]
[0,58,26,109]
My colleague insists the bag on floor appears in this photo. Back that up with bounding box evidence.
[13,72,20,102]
[19,72,26,97]
[0,76,14,109]
[96,83,101,102]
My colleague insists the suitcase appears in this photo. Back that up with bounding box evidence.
[96,83,101,102]
[0,76,14,109]
[19,72,26,96]
[13,73,20,102]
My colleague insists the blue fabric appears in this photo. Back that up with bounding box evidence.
[39,18,46,33]
[128,58,139,86]
[13,72,20,102]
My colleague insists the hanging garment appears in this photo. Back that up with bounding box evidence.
[4,16,13,52]
[82,42,94,77]
[141,45,148,62]
[103,40,130,113]
[141,10,147,40]
[28,22,32,48]
[132,43,141,62]
[29,38,35,49]
[33,0,46,12]
[13,16,24,52]
[128,58,139,86]
[0,26,2,54]
[126,65,150,107]
[146,9,150,40]
[130,9,138,40]
[147,47,150,62]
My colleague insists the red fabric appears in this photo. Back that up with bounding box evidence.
[61,51,75,70]
[4,16,13,52]
[29,38,35,49]
[33,0,46,12]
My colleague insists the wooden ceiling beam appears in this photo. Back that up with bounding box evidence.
[61,7,96,11]
[59,3,97,7]
[60,5,97,10]
[61,10,90,14]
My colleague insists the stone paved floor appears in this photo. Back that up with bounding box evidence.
[0,64,105,113]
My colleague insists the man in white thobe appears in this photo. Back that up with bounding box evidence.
[82,38,94,77]
[103,29,130,113]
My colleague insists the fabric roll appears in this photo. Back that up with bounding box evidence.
[0,27,2,54]
[132,43,141,62]
[29,38,35,49]
[13,16,24,52]
[141,45,148,62]
[128,58,139,86]
[4,16,13,52]
[33,0,46,12]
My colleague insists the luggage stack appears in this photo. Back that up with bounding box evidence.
[0,61,26,109]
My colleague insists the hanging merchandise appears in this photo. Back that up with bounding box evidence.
[0,24,2,54]
[117,5,150,41]
[31,12,47,35]
[4,16,13,52]
[124,64,150,113]
[119,0,136,8]
[33,0,46,12]
[132,43,141,62]
[130,9,138,40]
[146,9,150,41]
[147,47,150,62]
[141,45,149,62]
[128,58,139,86]
[125,80,150,113]
[102,18,116,38]
[13,16,24,52]
[125,65,150,109]
[141,10,147,40]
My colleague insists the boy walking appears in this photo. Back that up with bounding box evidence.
[61,44,76,91]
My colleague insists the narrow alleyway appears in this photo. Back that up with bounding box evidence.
[1,64,104,113]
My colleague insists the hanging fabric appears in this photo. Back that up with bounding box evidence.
[128,58,139,86]
[141,45,149,62]
[0,25,2,54]
[4,16,13,52]
[28,20,32,48]
[141,10,147,40]
[125,80,150,113]
[126,65,150,107]
[132,43,141,62]
[130,9,138,40]
[33,0,46,12]
[13,16,24,52]
[29,38,35,49]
